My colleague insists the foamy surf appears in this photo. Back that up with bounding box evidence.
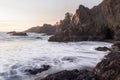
[0,32,112,80]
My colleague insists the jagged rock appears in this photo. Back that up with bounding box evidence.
[94,51,120,80]
[25,24,56,35]
[25,65,50,75]
[36,69,101,80]
[95,47,110,51]
[49,0,120,42]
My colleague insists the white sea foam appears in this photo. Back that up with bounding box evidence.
[0,32,112,80]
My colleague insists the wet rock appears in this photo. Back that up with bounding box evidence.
[36,37,42,39]
[112,42,120,51]
[95,47,110,51]
[25,65,50,75]
[62,56,76,62]
[94,51,120,80]
[36,69,101,80]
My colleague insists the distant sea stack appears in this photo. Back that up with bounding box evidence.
[7,31,28,36]
[48,0,120,42]
[25,24,56,35]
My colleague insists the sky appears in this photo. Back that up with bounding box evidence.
[0,0,103,31]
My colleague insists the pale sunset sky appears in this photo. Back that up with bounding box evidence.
[0,0,103,31]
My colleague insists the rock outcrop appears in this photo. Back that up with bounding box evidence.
[94,51,120,80]
[25,24,56,35]
[49,0,120,42]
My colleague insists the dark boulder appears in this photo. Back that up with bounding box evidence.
[94,51,120,80]
[25,65,50,75]
[95,47,110,51]
[36,69,101,80]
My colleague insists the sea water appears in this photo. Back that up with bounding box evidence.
[0,32,112,80]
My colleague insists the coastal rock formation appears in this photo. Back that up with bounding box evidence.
[25,24,56,35]
[94,51,120,80]
[7,31,28,36]
[49,0,120,42]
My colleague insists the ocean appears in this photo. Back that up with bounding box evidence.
[0,32,112,80]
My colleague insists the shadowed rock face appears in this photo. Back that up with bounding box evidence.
[49,0,120,42]
[94,51,120,80]
[25,24,56,35]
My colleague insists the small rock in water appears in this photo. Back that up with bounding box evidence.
[62,56,76,62]
[95,47,110,51]
[25,65,50,75]
[36,37,42,39]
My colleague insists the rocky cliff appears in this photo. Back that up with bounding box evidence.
[49,0,120,42]
[25,24,56,35]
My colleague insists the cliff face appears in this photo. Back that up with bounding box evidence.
[49,0,120,42]
[25,24,56,35]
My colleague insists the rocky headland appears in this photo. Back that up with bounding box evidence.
[25,24,56,35]
[48,0,120,42]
